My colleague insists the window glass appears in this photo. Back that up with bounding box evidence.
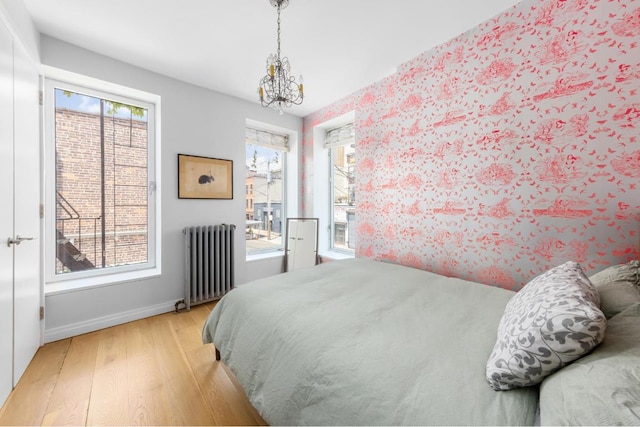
[331,142,355,251]
[246,136,286,254]
[46,79,158,284]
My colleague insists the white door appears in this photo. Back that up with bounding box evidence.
[0,18,15,406]
[12,37,41,383]
[0,18,41,407]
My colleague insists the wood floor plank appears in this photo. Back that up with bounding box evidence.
[189,302,214,327]
[168,308,197,331]
[186,341,266,426]
[174,303,265,426]
[124,318,169,425]
[125,318,165,394]
[175,318,206,355]
[0,339,70,426]
[86,326,130,426]
[41,331,100,426]
[147,314,216,425]
[128,385,169,426]
[221,365,267,426]
[0,303,262,427]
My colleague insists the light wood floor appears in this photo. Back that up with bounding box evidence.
[0,302,266,426]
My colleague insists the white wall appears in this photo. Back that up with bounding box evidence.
[41,36,302,342]
[0,0,39,62]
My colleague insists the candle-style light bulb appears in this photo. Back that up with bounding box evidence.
[298,75,304,94]
[267,54,275,77]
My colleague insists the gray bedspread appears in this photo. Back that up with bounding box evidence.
[202,258,538,425]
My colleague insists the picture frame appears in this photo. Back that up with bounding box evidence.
[178,154,233,199]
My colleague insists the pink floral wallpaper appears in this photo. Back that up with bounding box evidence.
[302,0,640,290]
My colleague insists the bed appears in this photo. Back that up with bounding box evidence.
[202,258,640,426]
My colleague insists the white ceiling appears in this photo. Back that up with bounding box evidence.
[22,0,522,117]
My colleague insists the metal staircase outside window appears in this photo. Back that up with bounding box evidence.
[55,191,97,272]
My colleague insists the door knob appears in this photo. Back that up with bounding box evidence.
[7,235,34,247]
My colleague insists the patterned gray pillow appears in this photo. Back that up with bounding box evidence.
[486,261,607,391]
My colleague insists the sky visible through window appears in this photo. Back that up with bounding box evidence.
[246,144,280,174]
[55,89,148,122]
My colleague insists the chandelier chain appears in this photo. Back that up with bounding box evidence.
[277,4,281,61]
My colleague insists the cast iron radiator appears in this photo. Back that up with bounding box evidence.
[175,224,235,311]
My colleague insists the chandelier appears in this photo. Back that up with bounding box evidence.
[258,0,304,114]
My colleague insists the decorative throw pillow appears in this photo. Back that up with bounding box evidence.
[539,303,640,425]
[588,260,640,319]
[486,261,607,391]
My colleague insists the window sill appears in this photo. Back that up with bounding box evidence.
[246,251,284,262]
[45,267,161,296]
[319,250,354,261]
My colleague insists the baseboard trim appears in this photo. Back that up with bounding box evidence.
[44,300,177,343]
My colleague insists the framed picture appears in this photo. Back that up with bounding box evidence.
[178,154,233,199]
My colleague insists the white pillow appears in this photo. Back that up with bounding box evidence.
[589,260,640,319]
[486,261,606,391]
[539,303,640,425]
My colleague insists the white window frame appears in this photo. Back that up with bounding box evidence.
[43,67,161,294]
[245,119,298,260]
[312,111,356,259]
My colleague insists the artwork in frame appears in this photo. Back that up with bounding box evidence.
[178,154,233,199]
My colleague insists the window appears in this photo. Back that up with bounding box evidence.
[45,76,160,288]
[327,123,355,252]
[245,127,288,255]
